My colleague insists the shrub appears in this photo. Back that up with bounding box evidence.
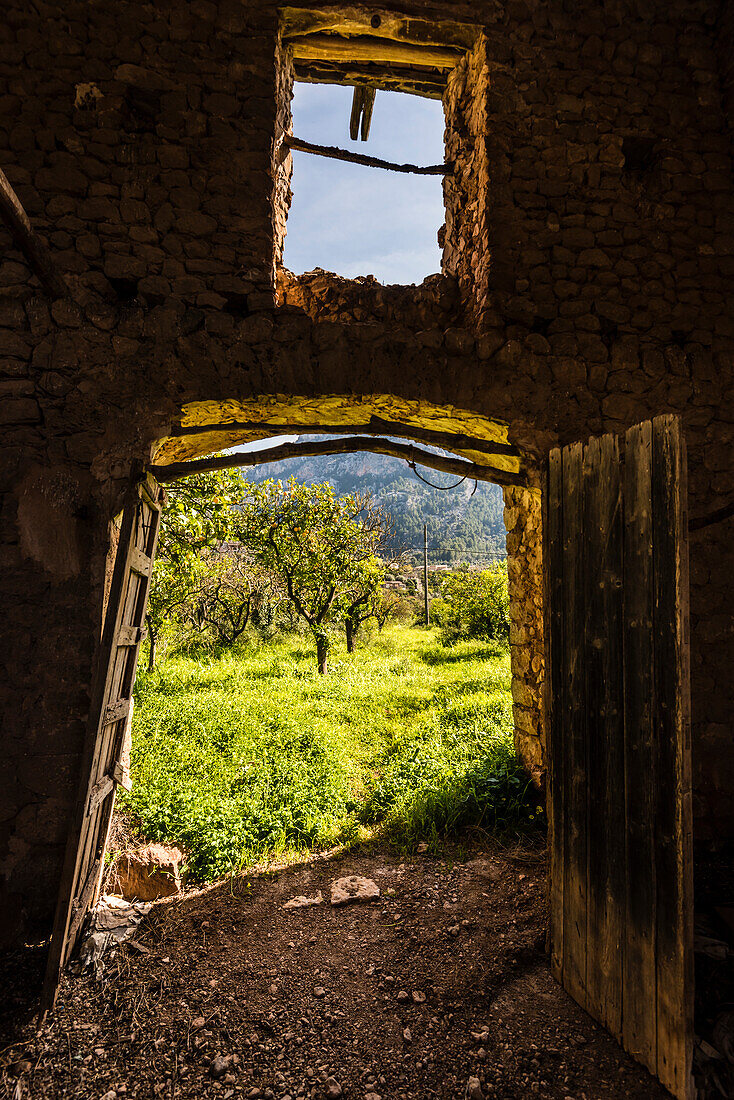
[431,563,510,644]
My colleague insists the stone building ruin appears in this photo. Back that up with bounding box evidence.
[1,0,733,1094]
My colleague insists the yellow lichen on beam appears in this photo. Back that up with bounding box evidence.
[151,394,522,477]
[280,7,479,50]
[289,34,462,71]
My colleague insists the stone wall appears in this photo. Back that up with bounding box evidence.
[0,0,733,946]
[503,487,545,788]
[443,36,491,324]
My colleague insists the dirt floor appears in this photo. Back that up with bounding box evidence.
[0,845,670,1100]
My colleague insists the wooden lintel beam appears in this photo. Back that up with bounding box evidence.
[289,33,462,71]
[151,437,524,490]
[282,134,448,175]
[0,167,70,300]
[294,63,445,99]
[168,418,520,460]
[280,7,478,51]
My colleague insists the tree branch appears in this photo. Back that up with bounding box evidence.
[150,437,525,489]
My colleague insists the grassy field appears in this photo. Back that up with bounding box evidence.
[120,625,544,882]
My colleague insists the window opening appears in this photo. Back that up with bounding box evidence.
[282,83,446,285]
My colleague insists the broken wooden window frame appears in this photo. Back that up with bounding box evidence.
[275,6,481,275]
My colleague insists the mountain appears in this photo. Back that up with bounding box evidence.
[241,439,507,564]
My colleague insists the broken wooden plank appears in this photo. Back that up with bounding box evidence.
[0,167,69,300]
[282,134,449,175]
[67,858,103,941]
[289,33,462,70]
[350,86,363,140]
[150,436,526,490]
[350,85,376,140]
[280,7,478,50]
[360,86,375,138]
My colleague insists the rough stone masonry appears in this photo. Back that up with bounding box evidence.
[0,0,732,948]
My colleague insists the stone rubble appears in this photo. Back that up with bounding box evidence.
[330,875,381,906]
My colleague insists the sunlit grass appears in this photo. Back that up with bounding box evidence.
[121,625,545,881]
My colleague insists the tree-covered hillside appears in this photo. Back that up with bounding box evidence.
[242,441,507,564]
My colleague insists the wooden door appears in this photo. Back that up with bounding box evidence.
[41,473,163,1013]
[544,415,693,1098]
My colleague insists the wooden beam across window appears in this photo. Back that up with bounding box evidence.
[282,134,448,175]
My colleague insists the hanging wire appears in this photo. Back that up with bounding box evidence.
[408,458,478,497]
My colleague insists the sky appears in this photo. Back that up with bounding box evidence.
[238,86,445,455]
[282,83,446,285]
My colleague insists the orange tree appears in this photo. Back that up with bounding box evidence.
[146,468,245,667]
[239,478,388,673]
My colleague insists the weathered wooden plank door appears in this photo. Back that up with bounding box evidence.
[41,473,163,1013]
[544,415,693,1098]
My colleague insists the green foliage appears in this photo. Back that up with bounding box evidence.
[431,563,511,644]
[238,479,389,671]
[121,626,544,881]
[147,468,246,661]
[244,449,508,562]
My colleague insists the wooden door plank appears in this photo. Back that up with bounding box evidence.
[651,416,694,1099]
[622,420,658,1072]
[544,449,565,981]
[560,441,587,1009]
[583,434,624,1039]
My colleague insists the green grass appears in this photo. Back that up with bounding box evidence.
[121,625,545,881]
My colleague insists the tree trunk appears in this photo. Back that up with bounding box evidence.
[346,617,356,653]
[146,616,157,672]
[316,634,329,675]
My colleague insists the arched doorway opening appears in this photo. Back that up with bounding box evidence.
[42,393,545,1010]
[41,400,693,1100]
